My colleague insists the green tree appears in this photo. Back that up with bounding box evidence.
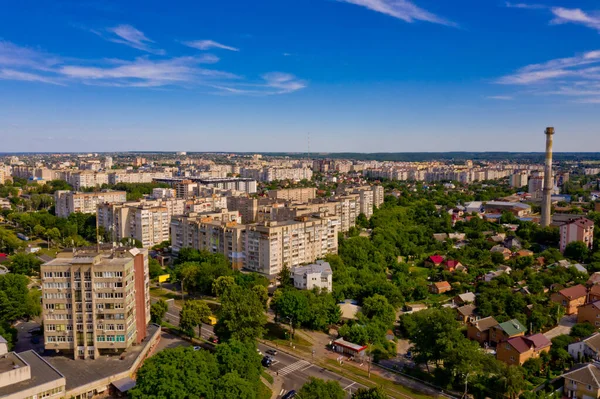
[7,253,42,275]
[500,365,526,399]
[570,322,596,339]
[215,285,267,342]
[278,264,292,287]
[564,241,589,262]
[252,285,269,310]
[213,276,236,298]
[150,299,169,324]
[361,294,396,326]
[352,387,387,399]
[298,378,345,399]
[148,258,164,280]
[179,300,212,337]
[215,339,262,382]
[129,347,219,398]
[214,371,257,399]
[271,289,310,337]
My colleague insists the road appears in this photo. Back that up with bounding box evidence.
[151,296,366,398]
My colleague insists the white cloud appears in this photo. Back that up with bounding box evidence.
[496,49,600,103]
[183,40,239,52]
[0,40,305,95]
[98,24,165,55]
[504,2,545,10]
[550,7,600,31]
[485,95,513,100]
[337,0,457,27]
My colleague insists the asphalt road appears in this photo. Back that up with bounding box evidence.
[151,296,366,398]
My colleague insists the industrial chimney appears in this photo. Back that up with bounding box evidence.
[541,127,554,227]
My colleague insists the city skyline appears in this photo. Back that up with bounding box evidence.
[2,0,600,152]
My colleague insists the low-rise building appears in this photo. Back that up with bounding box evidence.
[578,301,600,327]
[496,334,551,366]
[568,332,600,361]
[293,260,333,292]
[456,304,478,324]
[429,281,451,294]
[489,319,526,346]
[467,316,498,346]
[0,338,66,399]
[551,284,588,315]
[560,217,595,253]
[562,363,600,399]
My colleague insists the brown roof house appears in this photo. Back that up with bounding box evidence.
[568,332,600,362]
[587,272,600,287]
[491,245,512,260]
[467,316,498,346]
[578,300,600,327]
[489,319,527,347]
[453,292,476,307]
[496,334,551,366]
[456,305,478,324]
[429,281,451,295]
[550,284,588,315]
[562,363,600,399]
[589,285,600,303]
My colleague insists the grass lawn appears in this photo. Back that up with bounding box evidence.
[257,380,272,399]
[408,266,429,277]
[264,322,313,354]
[261,370,274,384]
[150,287,181,300]
[323,359,436,399]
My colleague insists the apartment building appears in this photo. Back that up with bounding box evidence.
[244,216,339,277]
[510,172,528,188]
[54,190,127,218]
[560,217,595,253]
[267,187,317,203]
[68,172,109,190]
[293,260,333,292]
[0,164,10,184]
[108,171,172,185]
[171,213,245,269]
[175,180,198,198]
[151,188,176,199]
[227,196,259,224]
[40,246,150,360]
[339,186,384,218]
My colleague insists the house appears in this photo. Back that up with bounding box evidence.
[456,305,478,324]
[562,363,600,399]
[551,284,588,315]
[448,233,466,241]
[491,245,512,260]
[429,281,452,295]
[293,260,333,292]
[443,260,464,273]
[467,316,499,346]
[504,237,522,250]
[425,255,444,268]
[587,272,600,287]
[453,292,476,306]
[514,249,534,258]
[484,266,512,282]
[560,217,595,253]
[589,286,600,303]
[496,334,552,366]
[578,301,600,326]
[568,333,600,361]
[488,234,506,244]
[489,319,527,346]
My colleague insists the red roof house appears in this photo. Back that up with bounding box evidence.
[425,255,444,268]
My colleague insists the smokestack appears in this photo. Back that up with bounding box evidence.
[541,127,554,227]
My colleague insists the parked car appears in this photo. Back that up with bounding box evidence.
[193,346,202,351]
[266,349,278,356]
[282,390,296,399]
[209,336,218,344]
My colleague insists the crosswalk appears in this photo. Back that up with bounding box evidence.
[276,360,311,376]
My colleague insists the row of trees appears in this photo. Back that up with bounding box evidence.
[0,274,41,349]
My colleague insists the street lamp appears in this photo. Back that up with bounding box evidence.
[286,316,293,346]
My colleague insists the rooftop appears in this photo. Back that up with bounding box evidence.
[0,351,65,397]
[558,284,588,300]
[293,260,332,276]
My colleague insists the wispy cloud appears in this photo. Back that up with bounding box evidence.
[550,7,600,32]
[183,40,239,52]
[0,40,306,95]
[504,2,545,10]
[94,24,165,55]
[496,49,600,103]
[337,0,457,27]
[485,95,513,100]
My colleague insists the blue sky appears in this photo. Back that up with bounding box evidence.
[1,0,600,153]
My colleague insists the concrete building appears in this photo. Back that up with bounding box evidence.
[68,172,109,190]
[267,188,317,203]
[0,340,66,399]
[340,186,384,218]
[510,172,528,188]
[562,363,600,399]
[151,188,176,199]
[560,217,595,253]
[40,246,150,360]
[293,260,333,292]
[54,190,127,218]
[243,217,339,277]
[171,213,245,269]
[226,196,259,224]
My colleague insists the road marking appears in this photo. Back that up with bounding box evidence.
[277,360,311,376]
[279,389,285,395]
[344,382,356,391]
[300,363,313,372]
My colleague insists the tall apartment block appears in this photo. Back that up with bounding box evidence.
[40,246,150,360]
[67,172,109,190]
[227,196,259,224]
[54,190,127,218]
[171,215,339,277]
[340,185,384,218]
[510,172,528,189]
[267,187,317,203]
